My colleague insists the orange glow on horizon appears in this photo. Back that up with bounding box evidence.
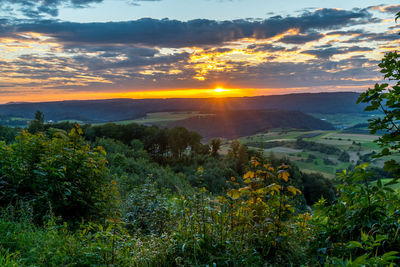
[214,87,230,93]
[0,85,365,104]
[0,87,279,104]
[0,88,250,103]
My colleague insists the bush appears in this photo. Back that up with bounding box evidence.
[311,164,400,264]
[171,158,311,266]
[302,173,335,205]
[0,126,115,224]
[0,211,176,266]
[122,181,173,235]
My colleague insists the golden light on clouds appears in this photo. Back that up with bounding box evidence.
[0,6,396,103]
[185,28,334,81]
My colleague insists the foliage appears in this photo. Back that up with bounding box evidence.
[311,164,400,264]
[210,138,221,157]
[0,247,21,267]
[227,139,248,173]
[0,210,176,266]
[85,122,206,163]
[0,125,19,143]
[27,110,45,134]
[0,126,114,224]
[357,50,400,176]
[192,156,237,192]
[92,136,192,198]
[122,180,173,235]
[324,234,399,266]
[172,158,311,266]
[338,151,350,162]
[301,172,336,205]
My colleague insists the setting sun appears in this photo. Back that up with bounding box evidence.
[214,87,229,93]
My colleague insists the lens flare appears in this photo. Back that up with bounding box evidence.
[214,87,229,93]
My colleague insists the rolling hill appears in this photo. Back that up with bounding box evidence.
[0,92,368,123]
[168,110,334,138]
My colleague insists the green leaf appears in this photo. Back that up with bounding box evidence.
[382,251,399,261]
[347,241,363,249]
[352,254,369,265]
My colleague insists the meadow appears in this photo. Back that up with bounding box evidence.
[235,112,391,179]
[113,111,213,126]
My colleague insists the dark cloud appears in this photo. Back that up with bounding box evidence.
[13,8,372,47]
[0,19,17,38]
[0,0,161,18]
[0,44,382,93]
[370,5,400,14]
[0,6,393,94]
[246,43,286,52]
[72,51,190,71]
[326,29,365,36]
[303,46,373,59]
[278,32,324,44]
[383,5,400,13]
[63,45,160,58]
[341,31,400,43]
[0,0,103,17]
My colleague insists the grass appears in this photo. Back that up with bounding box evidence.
[309,113,376,128]
[57,120,85,124]
[102,111,214,126]
[241,128,384,179]
[8,117,29,121]
[240,130,321,143]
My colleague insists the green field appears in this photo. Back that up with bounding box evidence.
[240,129,384,179]
[310,113,377,128]
[0,116,30,127]
[58,119,86,124]
[98,111,213,126]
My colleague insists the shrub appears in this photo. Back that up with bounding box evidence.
[172,158,311,266]
[0,126,115,224]
[122,180,173,235]
[311,164,400,264]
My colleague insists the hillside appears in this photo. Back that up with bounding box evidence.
[168,110,334,138]
[0,92,367,123]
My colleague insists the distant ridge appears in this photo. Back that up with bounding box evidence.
[168,110,335,139]
[0,92,367,122]
[5,101,29,105]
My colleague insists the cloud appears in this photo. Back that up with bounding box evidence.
[0,0,103,17]
[278,32,324,44]
[326,29,364,36]
[0,0,162,18]
[13,8,372,47]
[0,7,394,96]
[302,46,373,59]
[370,5,400,14]
[246,43,286,52]
[63,45,160,58]
[341,31,400,44]
[73,50,190,71]
[127,0,162,6]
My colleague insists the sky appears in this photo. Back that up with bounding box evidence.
[0,0,399,103]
